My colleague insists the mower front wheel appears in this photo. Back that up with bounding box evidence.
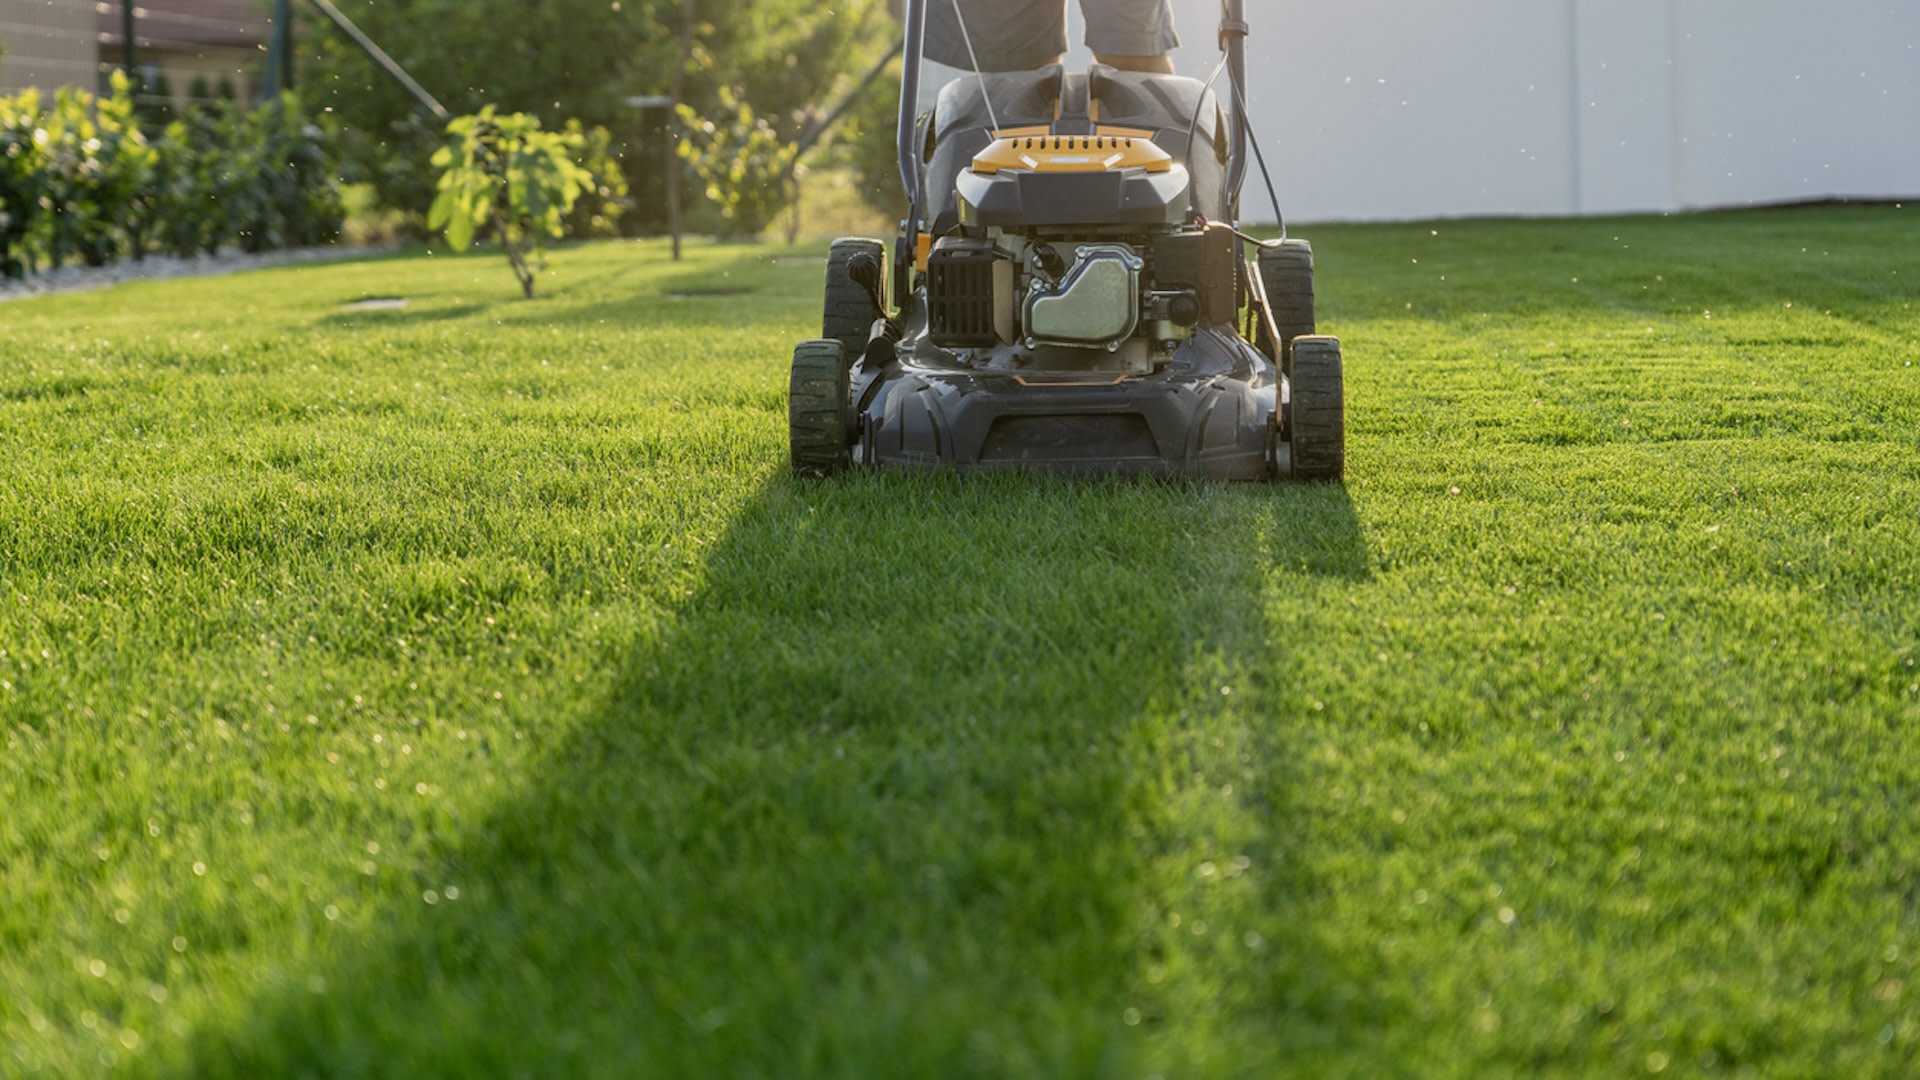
[789,339,853,477]
[1289,335,1344,482]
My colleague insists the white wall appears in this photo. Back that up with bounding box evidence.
[1667,0,1920,209]
[1062,0,1920,222]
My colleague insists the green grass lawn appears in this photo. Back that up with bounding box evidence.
[2,205,1917,1077]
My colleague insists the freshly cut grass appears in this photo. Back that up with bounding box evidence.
[1,207,1917,1077]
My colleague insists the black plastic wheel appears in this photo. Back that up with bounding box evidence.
[824,238,886,362]
[789,339,852,477]
[1288,335,1344,482]
[1257,238,1314,371]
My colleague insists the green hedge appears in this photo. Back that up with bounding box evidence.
[0,72,343,279]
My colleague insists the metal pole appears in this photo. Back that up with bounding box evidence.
[894,0,926,211]
[120,2,139,89]
[668,0,694,261]
[280,0,296,94]
[264,0,291,100]
[1221,0,1249,199]
[304,0,449,120]
[794,37,903,160]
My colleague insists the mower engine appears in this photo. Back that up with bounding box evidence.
[924,133,1237,372]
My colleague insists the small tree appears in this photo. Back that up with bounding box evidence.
[428,107,591,298]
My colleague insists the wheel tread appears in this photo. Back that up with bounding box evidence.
[789,339,852,476]
[1289,334,1344,482]
[1257,238,1315,370]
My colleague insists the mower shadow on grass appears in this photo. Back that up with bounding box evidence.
[168,472,1377,1077]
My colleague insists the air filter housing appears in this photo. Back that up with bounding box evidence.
[927,237,1013,348]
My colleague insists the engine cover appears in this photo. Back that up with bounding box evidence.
[1024,244,1142,350]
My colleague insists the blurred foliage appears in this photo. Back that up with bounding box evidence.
[0,74,341,278]
[675,87,795,238]
[148,107,236,258]
[428,106,594,297]
[563,118,634,239]
[297,0,895,236]
[138,71,178,132]
[37,73,156,268]
[223,94,347,253]
[835,54,908,221]
[0,88,45,278]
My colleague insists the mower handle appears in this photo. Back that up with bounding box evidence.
[896,0,929,209]
[1220,0,1249,199]
[894,0,1251,217]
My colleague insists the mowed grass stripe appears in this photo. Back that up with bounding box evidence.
[1,207,1917,1077]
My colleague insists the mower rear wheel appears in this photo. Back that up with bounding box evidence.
[789,339,852,477]
[1289,335,1344,482]
[825,238,886,362]
[1257,239,1315,371]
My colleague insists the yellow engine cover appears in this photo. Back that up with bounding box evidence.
[970,134,1174,176]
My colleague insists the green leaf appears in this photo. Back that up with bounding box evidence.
[445,207,475,251]
[427,189,455,230]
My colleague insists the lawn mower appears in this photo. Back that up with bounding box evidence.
[789,0,1343,481]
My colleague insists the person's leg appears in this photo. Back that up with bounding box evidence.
[1081,0,1178,72]
[923,0,1071,72]
[1093,52,1173,73]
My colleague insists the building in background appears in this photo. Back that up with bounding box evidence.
[0,0,265,107]
[0,0,95,96]
[97,0,269,109]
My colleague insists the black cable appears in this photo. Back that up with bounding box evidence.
[1226,69,1287,243]
[1182,54,1229,219]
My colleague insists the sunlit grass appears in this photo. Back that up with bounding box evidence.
[2,207,1917,1076]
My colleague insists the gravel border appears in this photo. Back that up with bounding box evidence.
[0,244,390,303]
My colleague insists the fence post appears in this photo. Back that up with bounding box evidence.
[120,2,140,90]
[264,0,294,100]
[668,0,695,261]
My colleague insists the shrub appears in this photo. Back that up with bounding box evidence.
[226,94,344,254]
[37,85,116,268]
[0,88,47,278]
[428,107,592,298]
[837,55,909,220]
[675,86,798,238]
[562,118,632,240]
[0,80,341,275]
[92,73,160,261]
[149,108,236,258]
[18,72,159,268]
